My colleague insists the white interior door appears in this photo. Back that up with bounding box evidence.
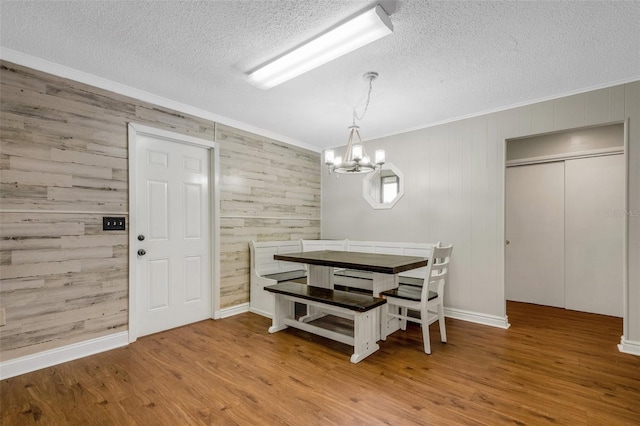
[565,154,624,316]
[135,133,211,337]
[505,162,565,307]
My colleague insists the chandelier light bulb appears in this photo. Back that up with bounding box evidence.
[325,150,335,164]
[352,144,363,161]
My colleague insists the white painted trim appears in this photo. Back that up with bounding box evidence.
[622,118,630,341]
[618,336,640,356]
[357,76,640,148]
[127,124,218,342]
[444,307,511,329]
[0,48,319,153]
[249,306,273,319]
[506,147,624,167]
[239,304,509,326]
[211,124,222,319]
[247,305,511,327]
[128,124,139,343]
[215,302,250,319]
[219,215,321,220]
[0,210,129,215]
[129,123,215,149]
[0,332,128,380]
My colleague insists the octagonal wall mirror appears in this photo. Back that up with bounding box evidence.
[363,163,405,209]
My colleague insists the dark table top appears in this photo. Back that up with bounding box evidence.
[274,250,428,274]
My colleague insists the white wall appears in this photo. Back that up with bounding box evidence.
[322,82,640,352]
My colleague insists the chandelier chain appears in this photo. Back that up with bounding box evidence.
[352,75,375,125]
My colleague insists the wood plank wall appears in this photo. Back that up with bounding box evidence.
[216,124,320,308]
[0,61,321,361]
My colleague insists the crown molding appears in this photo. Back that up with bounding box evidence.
[0,48,320,153]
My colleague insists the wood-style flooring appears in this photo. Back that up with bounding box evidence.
[1,302,639,425]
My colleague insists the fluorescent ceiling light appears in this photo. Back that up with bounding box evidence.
[247,5,393,90]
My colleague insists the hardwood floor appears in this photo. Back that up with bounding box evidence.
[1,302,639,425]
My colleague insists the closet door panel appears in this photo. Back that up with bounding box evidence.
[565,154,624,317]
[506,162,565,307]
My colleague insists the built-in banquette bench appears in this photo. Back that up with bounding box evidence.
[265,281,386,363]
[249,239,435,318]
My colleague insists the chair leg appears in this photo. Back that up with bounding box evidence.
[437,302,447,343]
[400,307,408,330]
[420,307,431,354]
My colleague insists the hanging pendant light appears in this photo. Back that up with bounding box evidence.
[324,72,385,174]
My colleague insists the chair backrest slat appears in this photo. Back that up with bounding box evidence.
[422,243,453,302]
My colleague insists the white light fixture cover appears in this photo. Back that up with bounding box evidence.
[247,5,393,90]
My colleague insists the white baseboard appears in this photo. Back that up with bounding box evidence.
[214,302,250,319]
[445,307,511,329]
[0,331,129,380]
[248,306,273,319]
[220,303,510,329]
[618,336,640,356]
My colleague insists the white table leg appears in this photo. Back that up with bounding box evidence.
[299,264,334,322]
[308,265,333,288]
[372,272,400,339]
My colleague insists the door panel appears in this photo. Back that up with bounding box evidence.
[148,180,169,240]
[506,162,565,307]
[565,154,624,316]
[136,134,211,337]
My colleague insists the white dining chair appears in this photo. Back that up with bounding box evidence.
[380,243,453,354]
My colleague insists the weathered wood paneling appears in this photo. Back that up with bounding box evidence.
[217,125,321,307]
[0,62,215,213]
[0,60,322,362]
[0,213,127,360]
[0,61,218,361]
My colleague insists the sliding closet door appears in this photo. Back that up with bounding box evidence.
[565,154,624,317]
[505,162,565,307]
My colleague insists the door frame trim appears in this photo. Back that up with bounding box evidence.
[501,119,628,342]
[127,123,220,343]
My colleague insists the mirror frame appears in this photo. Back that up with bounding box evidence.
[362,162,405,209]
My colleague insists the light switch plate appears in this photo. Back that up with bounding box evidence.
[103,216,126,231]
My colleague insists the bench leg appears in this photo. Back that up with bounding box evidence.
[268,294,291,333]
[350,309,380,363]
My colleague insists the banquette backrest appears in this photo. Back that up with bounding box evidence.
[249,240,305,276]
[345,240,435,279]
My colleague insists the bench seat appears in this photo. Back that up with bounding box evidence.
[263,270,307,282]
[265,281,386,312]
[265,282,386,363]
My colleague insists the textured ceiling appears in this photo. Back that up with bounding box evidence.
[1,1,639,151]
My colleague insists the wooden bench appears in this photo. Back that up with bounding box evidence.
[249,240,307,317]
[265,281,386,363]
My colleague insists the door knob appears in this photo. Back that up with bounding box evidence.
[506,240,510,245]
[138,235,145,241]
[137,249,146,256]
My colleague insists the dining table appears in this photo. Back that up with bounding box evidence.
[273,250,428,337]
